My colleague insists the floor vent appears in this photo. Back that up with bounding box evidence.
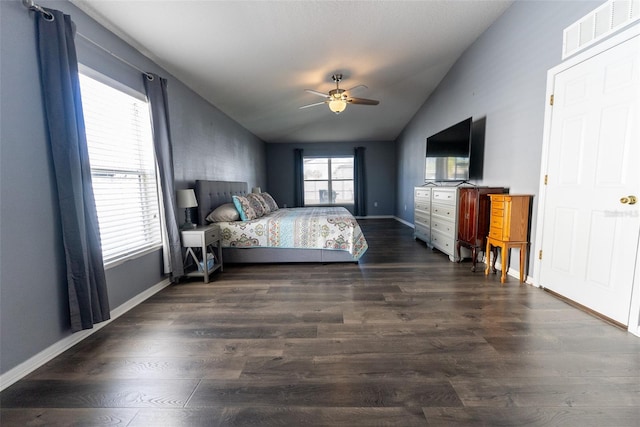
[563,0,640,59]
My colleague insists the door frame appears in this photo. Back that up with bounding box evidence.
[533,23,640,336]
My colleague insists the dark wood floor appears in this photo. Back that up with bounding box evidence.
[2,219,639,426]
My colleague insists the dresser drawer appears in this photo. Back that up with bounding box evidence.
[431,230,455,255]
[432,189,456,204]
[431,203,455,220]
[490,214,504,229]
[491,201,505,211]
[489,227,504,240]
[431,218,455,237]
[415,223,430,239]
[415,210,429,224]
[415,188,431,200]
[415,200,430,211]
[204,226,219,244]
[489,194,507,203]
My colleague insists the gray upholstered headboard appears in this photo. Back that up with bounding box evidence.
[195,180,248,225]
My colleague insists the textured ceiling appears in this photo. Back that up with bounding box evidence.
[72,0,512,143]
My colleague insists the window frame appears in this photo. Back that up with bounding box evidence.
[302,155,355,207]
[79,67,163,269]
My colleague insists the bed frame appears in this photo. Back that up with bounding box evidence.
[194,180,358,263]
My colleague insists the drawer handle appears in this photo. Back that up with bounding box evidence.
[620,195,637,205]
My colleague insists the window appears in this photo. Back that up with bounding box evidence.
[303,156,354,205]
[79,72,162,266]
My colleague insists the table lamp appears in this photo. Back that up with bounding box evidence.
[176,189,198,229]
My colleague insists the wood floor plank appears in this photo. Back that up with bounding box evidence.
[1,219,638,426]
[27,356,246,380]
[450,376,640,407]
[0,379,199,408]
[0,408,138,426]
[423,407,640,427]
[129,407,428,427]
[187,378,463,408]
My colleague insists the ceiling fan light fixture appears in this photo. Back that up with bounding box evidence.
[328,99,347,114]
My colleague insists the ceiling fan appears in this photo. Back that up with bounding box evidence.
[300,74,379,114]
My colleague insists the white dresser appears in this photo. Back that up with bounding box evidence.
[414,186,459,261]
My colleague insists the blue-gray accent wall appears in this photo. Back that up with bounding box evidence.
[266,141,396,216]
[0,0,265,375]
[395,0,604,270]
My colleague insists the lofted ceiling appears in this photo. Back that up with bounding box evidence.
[71,0,512,144]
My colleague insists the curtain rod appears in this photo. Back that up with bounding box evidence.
[76,33,155,81]
[22,0,155,81]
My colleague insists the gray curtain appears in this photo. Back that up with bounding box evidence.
[35,8,110,332]
[354,146,366,216]
[143,74,183,280]
[294,148,304,207]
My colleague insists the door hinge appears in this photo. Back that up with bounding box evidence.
[544,175,548,185]
[550,94,554,105]
[538,250,543,260]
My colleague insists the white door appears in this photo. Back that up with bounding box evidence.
[539,33,640,325]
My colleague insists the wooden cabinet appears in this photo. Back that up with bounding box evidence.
[456,187,507,271]
[485,194,532,283]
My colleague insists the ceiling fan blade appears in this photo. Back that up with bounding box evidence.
[345,84,367,94]
[348,97,380,106]
[299,101,327,110]
[304,89,330,98]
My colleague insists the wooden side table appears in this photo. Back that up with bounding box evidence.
[485,194,532,283]
[181,224,223,283]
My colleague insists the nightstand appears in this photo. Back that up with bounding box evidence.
[181,224,223,283]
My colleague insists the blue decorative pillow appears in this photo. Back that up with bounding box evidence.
[232,195,258,221]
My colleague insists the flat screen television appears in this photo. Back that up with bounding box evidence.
[425,117,472,182]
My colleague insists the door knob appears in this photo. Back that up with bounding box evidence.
[620,195,637,205]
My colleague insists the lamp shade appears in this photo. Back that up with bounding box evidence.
[176,189,198,208]
[328,99,347,114]
[252,187,262,194]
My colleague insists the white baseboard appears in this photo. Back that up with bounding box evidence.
[394,216,414,228]
[0,278,172,391]
[476,253,535,285]
[355,215,395,220]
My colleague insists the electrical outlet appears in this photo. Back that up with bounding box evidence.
[404,204,407,211]
[374,201,378,207]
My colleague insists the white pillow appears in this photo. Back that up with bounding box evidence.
[205,203,240,222]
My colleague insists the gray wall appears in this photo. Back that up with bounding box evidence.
[266,141,396,216]
[395,0,603,272]
[0,0,266,374]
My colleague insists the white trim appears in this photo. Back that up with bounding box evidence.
[0,278,172,391]
[628,231,640,337]
[394,216,414,228]
[355,215,395,220]
[79,63,146,101]
[534,23,640,334]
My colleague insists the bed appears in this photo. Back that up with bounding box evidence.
[194,180,368,263]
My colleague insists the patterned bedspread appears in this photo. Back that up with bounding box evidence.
[216,207,368,260]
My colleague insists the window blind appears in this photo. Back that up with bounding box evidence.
[79,73,162,265]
